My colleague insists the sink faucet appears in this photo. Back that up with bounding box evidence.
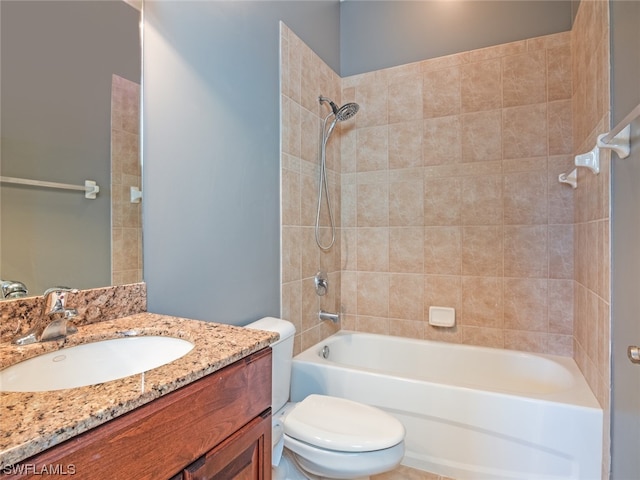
[0,280,28,299]
[12,287,79,345]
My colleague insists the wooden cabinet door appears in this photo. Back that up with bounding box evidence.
[182,411,271,480]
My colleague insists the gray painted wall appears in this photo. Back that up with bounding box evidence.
[143,1,339,325]
[610,1,640,476]
[143,1,575,325]
[1,1,140,295]
[340,1,573,76]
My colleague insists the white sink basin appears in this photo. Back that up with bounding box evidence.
[0,336,194,392]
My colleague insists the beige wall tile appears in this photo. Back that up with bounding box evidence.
[355,79,388,128]
[423,66,461,118]
[503,49,547,107]
[389,121,423,169]
[423,115,461,165]
[462,325,504,348]
[462,226,503,276]
[504,278,548,332]
[503,103,548,159]
[340,270,358,315]
[389,319,424,339]
[504,170,548,225]
[548,224,574,279]
[390,179,424,226]
[461,59,502,112]
[548,279,573,334]
[461,109,502,162]
[548,155,575,224]
[357,183,389,227]
[357,126,389,172]
[548,100,573,155]
[389,73,423,123]
[504,225,548,278]
[389,274,424,320]
[504,330,548,353]
[357,315,390,334]
[301,277,320,332]
[548,334,573,356]
[357,272,389,317]
[461,175,503,225]
[547,44,572,101]
[424,275,462,314]
[282,280,303,333]
[389,227,424,274]
[460,276,503,327]
[282,168,301,226]
[424,226,462,275]
[424,176,462,226]
[357,227,389,272]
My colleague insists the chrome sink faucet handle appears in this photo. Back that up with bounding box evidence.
[43,287,77,315]
[12,287,79,345]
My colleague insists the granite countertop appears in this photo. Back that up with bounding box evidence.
[0,312,278,468]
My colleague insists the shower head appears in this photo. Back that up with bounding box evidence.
[319,95,360,122]
[335,102,359,122]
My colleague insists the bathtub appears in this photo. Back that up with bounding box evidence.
[290,331,603,480]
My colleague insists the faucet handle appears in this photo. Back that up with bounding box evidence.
[43,287,78,314]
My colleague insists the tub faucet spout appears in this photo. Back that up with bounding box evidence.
[318,310,340,324]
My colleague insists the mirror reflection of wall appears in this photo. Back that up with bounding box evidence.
[111,75,142,287]
[0,0,141,297]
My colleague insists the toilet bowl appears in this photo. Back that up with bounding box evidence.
[246,317,405,480]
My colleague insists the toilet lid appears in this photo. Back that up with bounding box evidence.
[283,394,405,453]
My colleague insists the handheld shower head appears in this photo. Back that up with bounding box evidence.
[335,102,359,122]
[315,96,361,252]
[319,96,360,122]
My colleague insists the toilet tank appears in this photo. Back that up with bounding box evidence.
[245,317,295,412]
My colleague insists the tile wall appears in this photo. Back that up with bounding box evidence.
[111,75,143,286]
[280,24,342,353]
[340,32,575,356]
[571,0,611,474]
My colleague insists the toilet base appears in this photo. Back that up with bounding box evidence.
[273,450,370,480]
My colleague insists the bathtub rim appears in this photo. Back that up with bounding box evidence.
[293,330,602,410]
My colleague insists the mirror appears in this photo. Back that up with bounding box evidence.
[0,0,142,298]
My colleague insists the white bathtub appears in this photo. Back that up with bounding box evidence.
[290,331,603,480]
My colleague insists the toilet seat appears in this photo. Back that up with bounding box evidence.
[283,394,405,452]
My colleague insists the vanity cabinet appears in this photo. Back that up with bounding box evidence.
[3,348,272,480]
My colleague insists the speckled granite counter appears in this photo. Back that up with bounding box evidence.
[0,312,278,468]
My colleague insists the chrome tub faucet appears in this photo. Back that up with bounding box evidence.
[318,310,340,324]
[12,287,79,345]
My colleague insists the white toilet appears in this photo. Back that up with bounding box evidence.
[246,317,405,480]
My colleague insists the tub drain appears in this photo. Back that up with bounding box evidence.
[320,345,330,359]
